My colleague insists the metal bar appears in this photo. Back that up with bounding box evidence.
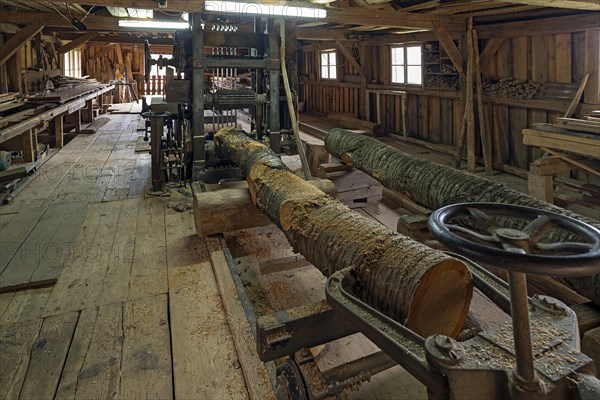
[150,116,164,192]
[191,12,205,180]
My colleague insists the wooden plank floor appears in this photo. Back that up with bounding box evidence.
[0,112,251,399]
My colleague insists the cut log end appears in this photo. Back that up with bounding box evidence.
[405,258,473,338]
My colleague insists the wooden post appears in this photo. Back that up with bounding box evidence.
[401,93,408,139]
[21,129,35,162]
[82,99,94,123]
[472,29,493,175]
[53,114,64,148]
[466,17,476,172]
[72,109,82,133]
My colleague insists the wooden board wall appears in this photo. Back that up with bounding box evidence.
[300,29,600,171]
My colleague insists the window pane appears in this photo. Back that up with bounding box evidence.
[321,52,329,64]
[391,47,404,65]
[321,66,329,79]
[406,46,421,65]
[329,51,336,65]
[407,66,422,84]
[392,66,404,83]
[329,66,337,79]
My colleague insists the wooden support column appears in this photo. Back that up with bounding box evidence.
[82,99,94,123]
[53,113,65,148]
[466,18,476,172]
[21,129,35,162]
[69,109,82,133]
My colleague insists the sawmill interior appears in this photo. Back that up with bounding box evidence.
[1,0,600,399]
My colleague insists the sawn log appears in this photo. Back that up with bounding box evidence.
[214,127,473,338]
[324,128,600,304]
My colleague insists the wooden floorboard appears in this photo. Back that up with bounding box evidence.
[120,294,173,399]
[166,209,249,400]
[0,319,43,399]
[18,311,79,399]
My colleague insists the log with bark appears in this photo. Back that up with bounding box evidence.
[324,128,600,303]
[214,127,473,338]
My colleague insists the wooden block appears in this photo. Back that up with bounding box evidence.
[528,173,554,203]
[259,255,311,274]
[327,168,381,193]
[397,214,432,242]
[317,161,353,177]
[193,187,273,237]
[302,140,330,177]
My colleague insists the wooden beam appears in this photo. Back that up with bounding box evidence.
[478,37,506,69]
[476,13,600,38]
[431,21,465,78]
[334,41,363,75]
[500,0,600,10]
[56,32,99,54]
[0,22,44,65]
[296,27,351,41]
[43,0,207,12]
[366,30,458,46]
[326,8,466,31]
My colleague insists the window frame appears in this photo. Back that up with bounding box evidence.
[390,44,423,86]
[319,49,338,81]
[63,48,82,78]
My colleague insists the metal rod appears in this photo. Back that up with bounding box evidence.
[508,271,538,391]
[150,116,164,192]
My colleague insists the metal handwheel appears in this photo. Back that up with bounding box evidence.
[427,202,600,276]
[428,202,600,394]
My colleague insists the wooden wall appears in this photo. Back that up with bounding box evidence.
[300,28,600,172]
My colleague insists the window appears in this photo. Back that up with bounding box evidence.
[320,50,337,80]
[63,49,82,78]
[391,45,422,85]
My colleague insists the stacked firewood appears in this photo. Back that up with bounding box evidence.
[425,75,459,89]
[483,78,542,99]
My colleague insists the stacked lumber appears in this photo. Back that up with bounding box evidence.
[483,77,542,99]
[25,77,106,104]
[554,117,600,135]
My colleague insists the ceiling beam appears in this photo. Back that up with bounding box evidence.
[501,0,600,10]
[0,10,122,31]
[43,0,206,12]
[365,30,458,46]
[297,27,352,41]
[57,32,100,54]
[325,8,466,31]
[476,12,600,38]
[0,22,44,66]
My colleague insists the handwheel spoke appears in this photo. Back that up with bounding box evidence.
[535,242,594,252]
[523,215,553,242]
[466,207,496,234]
[446,224,500,244]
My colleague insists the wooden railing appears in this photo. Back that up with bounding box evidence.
[141,75,166,96]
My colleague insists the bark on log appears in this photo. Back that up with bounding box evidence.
[324,128,600,303]
[214,127,473,338]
